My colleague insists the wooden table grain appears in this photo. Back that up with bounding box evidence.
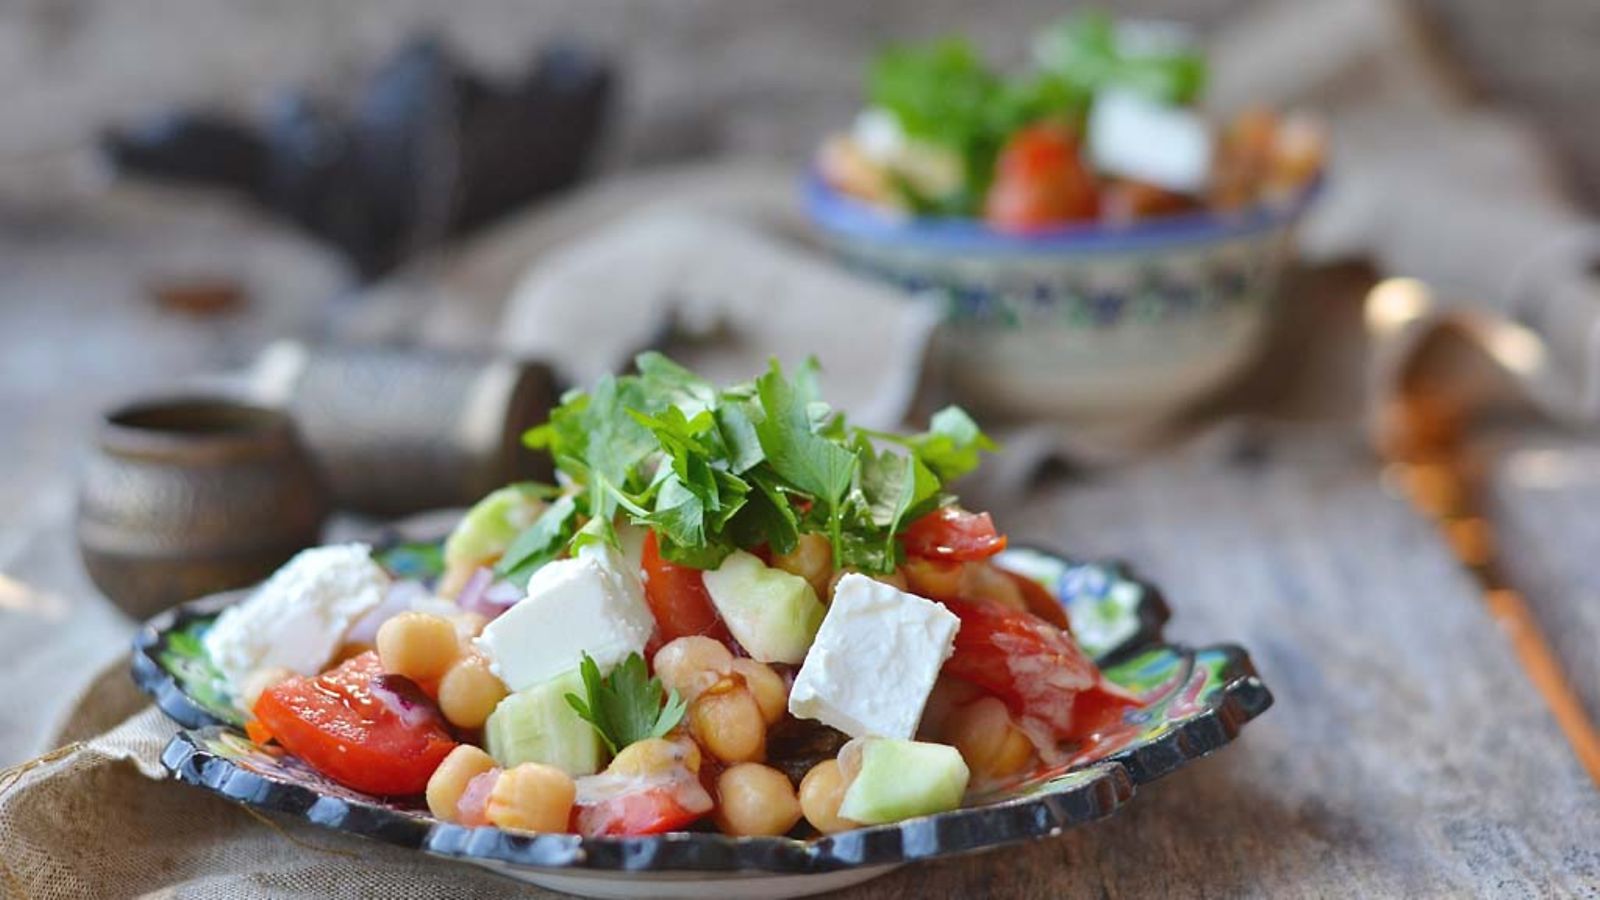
[2,204,1597,897]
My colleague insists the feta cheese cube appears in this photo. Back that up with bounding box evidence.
[788,574,961,740]
[474,542,655,692]
[204,543,389,693]
[1088,89,1213,193]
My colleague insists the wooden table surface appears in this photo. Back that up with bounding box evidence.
[3,201,1597,897]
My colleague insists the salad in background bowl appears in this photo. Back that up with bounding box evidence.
[809,11,1324,424]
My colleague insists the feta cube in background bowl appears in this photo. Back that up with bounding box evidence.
[804,172,1322,426]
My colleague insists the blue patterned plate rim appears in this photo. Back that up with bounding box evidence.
[159,639,1268,873]
[803,171,1323,256]
[133,541,1272,875]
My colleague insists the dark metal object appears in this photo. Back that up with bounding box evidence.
[102,37,613,279]
[246,342,560,516]
[76,398,328,619]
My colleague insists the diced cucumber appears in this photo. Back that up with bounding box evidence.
[701,550,825,664]
[838,738,970,824]
[485,668,606,776]
[444,484,549,570]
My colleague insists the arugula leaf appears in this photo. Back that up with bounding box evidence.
[564,652,688,755]
[494,495,578,587]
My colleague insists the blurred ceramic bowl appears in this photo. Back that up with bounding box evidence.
[804,175,1322,423]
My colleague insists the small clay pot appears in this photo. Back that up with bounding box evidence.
[76,397,328,620]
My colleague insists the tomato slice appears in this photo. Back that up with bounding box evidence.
[641,532,733,648]
[937,597,1134,740]
[900,508,1007,562]
[1001,569,1072,632]
[253,652,457,796]
[984,124,1100,233]
[574,773,713,837]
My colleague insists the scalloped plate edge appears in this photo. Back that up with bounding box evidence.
[156,642,1270,875]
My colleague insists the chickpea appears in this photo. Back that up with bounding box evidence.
[713,763,802,836]
[376,612,461,681]
[943,697,1034,780]
[771,533,833,597]
[730,658,787,725]
[609,737,701,777]
[798,759,859,835]
[653,636,733,702]
[487,762,577,833]
[901,558,964,601]
[438,562,480,600]
[689,683,766,764]
[438,655,508,729]
[426,745,497,821]
[238,666,294,710]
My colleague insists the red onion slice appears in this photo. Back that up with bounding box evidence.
[369,674,447,730]
[457,567,523,622]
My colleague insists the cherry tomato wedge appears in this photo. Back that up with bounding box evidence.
[937,597,1135,740]
[641,531,733,648]
[253,652,457,796]
[900,508,1007,562]
[575,783,710,837]
[984,124,1099,233]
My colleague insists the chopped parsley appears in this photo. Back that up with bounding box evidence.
[564,652,687,755]
[516,352,995,575]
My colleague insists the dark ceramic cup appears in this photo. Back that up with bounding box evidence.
[76,397,329,619]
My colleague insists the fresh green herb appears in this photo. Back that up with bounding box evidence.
[564,652,688,755]
[522,353,995,577]
[860,10,1209,217]
[1032,10,1206,107]
[494,495,578,587]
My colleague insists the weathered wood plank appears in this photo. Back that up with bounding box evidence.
[1484,429,1600,728]
[842,428,1600,897]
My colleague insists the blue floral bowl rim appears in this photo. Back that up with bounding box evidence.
[802,171,1324,257]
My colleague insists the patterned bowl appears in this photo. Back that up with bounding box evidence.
[132,533,1272,900]
[804,176,1322,424]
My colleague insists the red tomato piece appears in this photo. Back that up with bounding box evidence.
[575,783,710,837]
[938,597,1133,740]
[253,652,457,796]
[984,124,1100,233]
[1000,569,1072,632]
[900,508,1008,562]
[641,532,734,647]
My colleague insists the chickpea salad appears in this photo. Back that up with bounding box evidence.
[205,354,1141,839]
[818,10,1325,233]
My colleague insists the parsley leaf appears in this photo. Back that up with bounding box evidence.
[494,495,578,587]
[564,652,687,755]
[753,359,858,562]
[907,406,999,482]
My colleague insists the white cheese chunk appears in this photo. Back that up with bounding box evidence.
[788,574,961,740]
[474,542,655,692]
[204,543,389,693]
[1088,89,1213,193]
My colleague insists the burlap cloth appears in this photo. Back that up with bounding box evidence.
[6,0,1600,896]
